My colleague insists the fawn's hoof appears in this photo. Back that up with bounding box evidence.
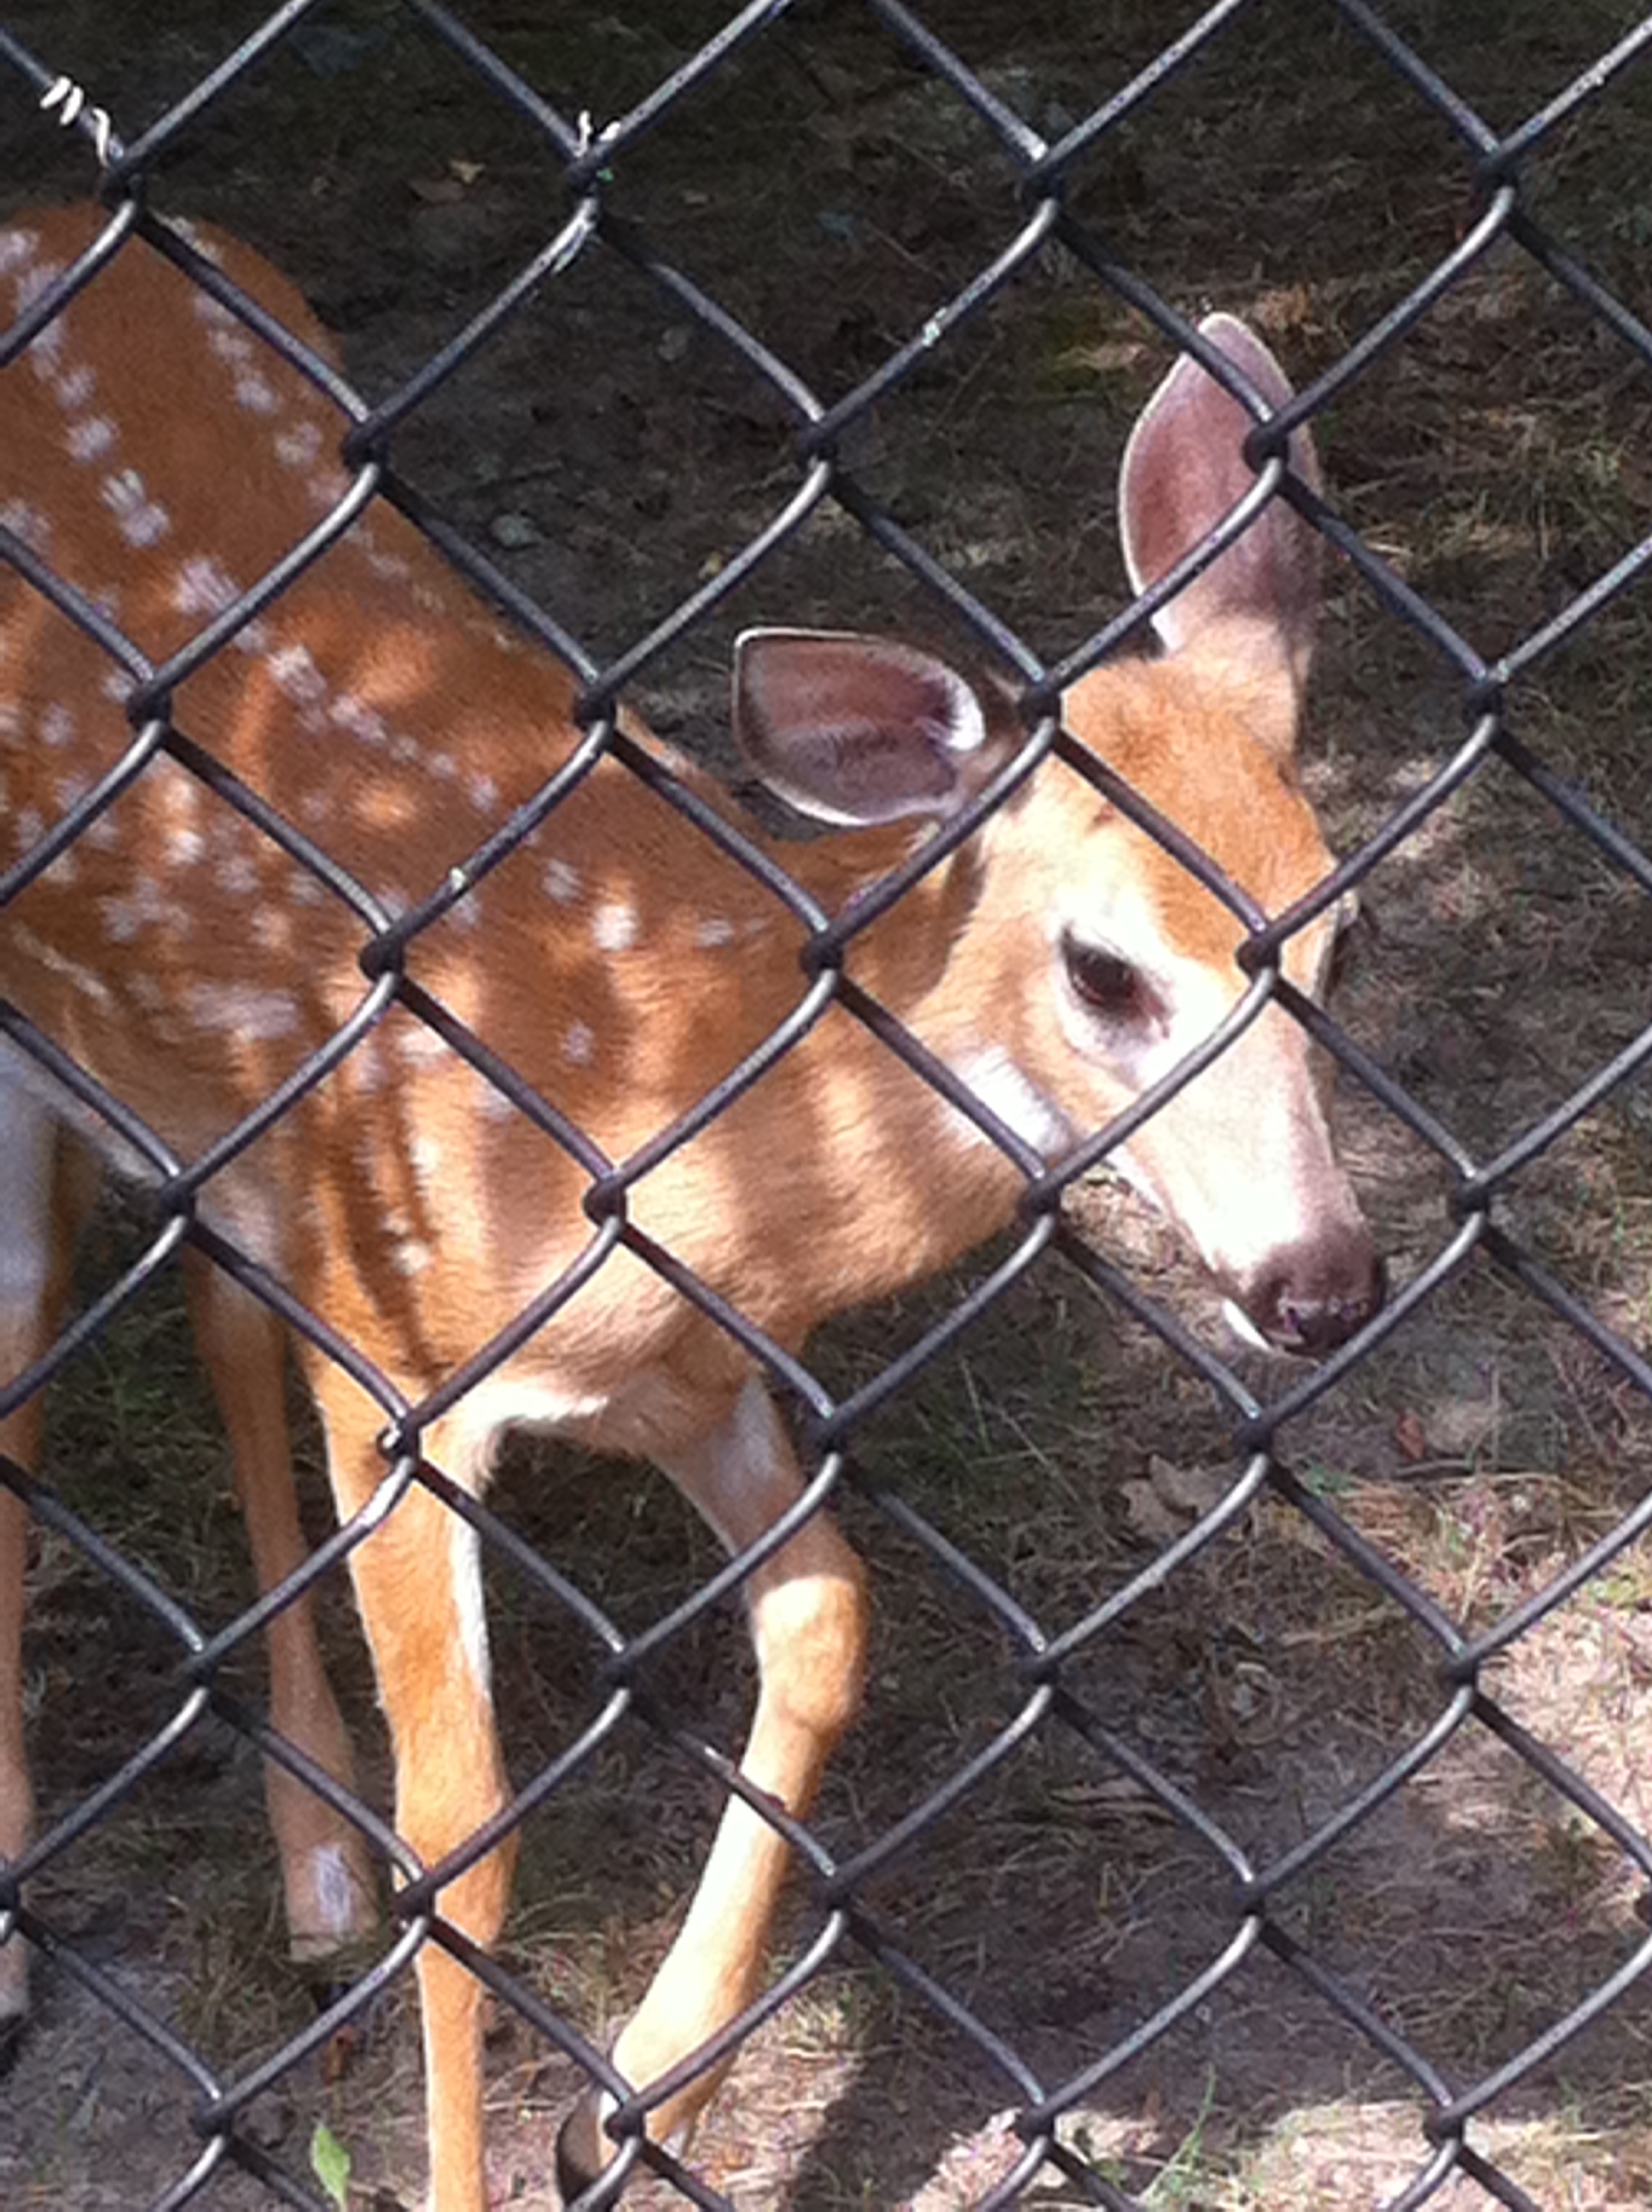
[554,2093,607,2204]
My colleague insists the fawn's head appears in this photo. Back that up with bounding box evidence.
[733,317,1381,1356]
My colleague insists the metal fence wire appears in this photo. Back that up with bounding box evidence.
[5,2,1652,2207]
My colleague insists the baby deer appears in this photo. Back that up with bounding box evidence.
[0,204,1379,2206]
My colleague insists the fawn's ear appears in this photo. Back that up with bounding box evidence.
[1119,313,1323,759]
[733,629,1006,827]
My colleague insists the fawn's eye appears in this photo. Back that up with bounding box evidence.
[1062,932,1160,1027]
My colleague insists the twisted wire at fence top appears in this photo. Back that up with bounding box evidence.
[4,3,1652,2208]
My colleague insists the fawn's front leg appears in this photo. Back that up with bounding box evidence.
[308,1365,515,2212]
[557,1372,870,2197]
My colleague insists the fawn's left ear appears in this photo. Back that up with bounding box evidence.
[1119,313,1323,760]
[733,628,1009,826]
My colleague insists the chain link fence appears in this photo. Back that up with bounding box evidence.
[5,3,1652,2206]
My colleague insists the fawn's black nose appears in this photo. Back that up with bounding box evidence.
[1231,1227,1387,1357]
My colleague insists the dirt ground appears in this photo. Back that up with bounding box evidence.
[6,3,1652,2208]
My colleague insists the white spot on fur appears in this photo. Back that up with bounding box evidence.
[563,1021,595,1066]
[217,852,259,896]
[100,469,170,547]
[266,643,328,709]
[98,877,176,942]
[0,498,51,550]
[166,825,207,866]
[9,922,113,1007]
[66,414,117,462]
[348,1036,387,1092]
[0,229,38,276]
[542,859,580,904]
[185,982,298,1039]
[252,905,290,955]
[54,364,96,410]
[26,317,63,369]
[467,771,499,812]
[174,555,241,616]
[329,694,387,748]
[159,771,203,827]
[12,259,62,312]
[275,421,323,467]
[591,902,639,953]
[695,917,736,947]
[39,702,74,748]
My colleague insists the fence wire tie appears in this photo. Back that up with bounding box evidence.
[38,74,115,167]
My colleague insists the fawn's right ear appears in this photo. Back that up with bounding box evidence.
[734,628,1007,828]
[1119,313,1323,759]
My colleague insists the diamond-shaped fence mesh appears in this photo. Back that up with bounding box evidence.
[4,3,1652,2208]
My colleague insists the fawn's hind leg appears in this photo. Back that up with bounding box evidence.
[557,1373,869,2195]
[0,1085,95,2056]
[184,1256,377,1963]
